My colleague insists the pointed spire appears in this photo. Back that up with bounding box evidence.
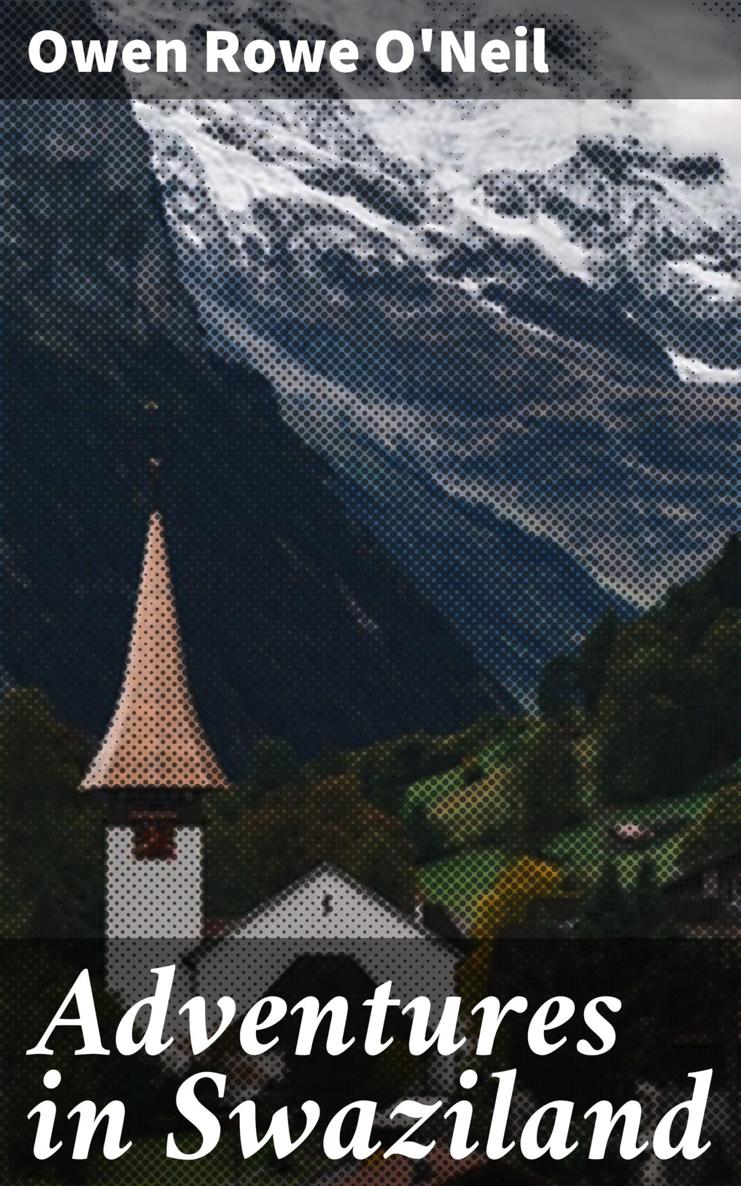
[148,455,162,514]
[81,489,228,791]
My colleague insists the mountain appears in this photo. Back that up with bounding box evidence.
[328,440,625,703]
[5,16,736,737]
[1,89,514,772]
[131,99,736,691]
[478,134,741,372]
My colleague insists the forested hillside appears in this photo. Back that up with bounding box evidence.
[3,539,737,938]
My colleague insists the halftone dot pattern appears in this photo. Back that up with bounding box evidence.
[81,508,229,790]
[1,42,740,1186]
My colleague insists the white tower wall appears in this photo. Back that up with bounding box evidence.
[105,825,203,940]
[105,825,202,1030]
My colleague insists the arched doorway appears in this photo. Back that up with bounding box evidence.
[265,953,418,1112]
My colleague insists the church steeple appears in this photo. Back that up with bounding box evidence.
[80,467,228,793]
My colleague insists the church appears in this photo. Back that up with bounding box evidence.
[77,464,460,1087]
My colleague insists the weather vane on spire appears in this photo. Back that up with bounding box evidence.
[144,400,162,511]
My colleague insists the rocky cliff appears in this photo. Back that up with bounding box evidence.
[1,88,509,771]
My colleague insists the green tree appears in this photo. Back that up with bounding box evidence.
[596,641,738,802]
[579,608,619,716]
[206,773,417,917]
[593,541,740,803]
[406,801,448,864]
[503,722,581,855]
[250,736,301,794]
[0,688,101,938]
[303,748,352,781]
[460,753,485,785]
[680,779,741,872]
[537,653,582,719]
[577,860,632,937]
[576,858,673,939]
[629,856,674,937]
[358,746,407,815]
[358,737,426,815]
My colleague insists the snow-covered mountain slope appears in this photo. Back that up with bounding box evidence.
[134,98,739,698]
[3,91,515,767]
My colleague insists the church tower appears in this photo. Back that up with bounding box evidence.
[80,461,228,951]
